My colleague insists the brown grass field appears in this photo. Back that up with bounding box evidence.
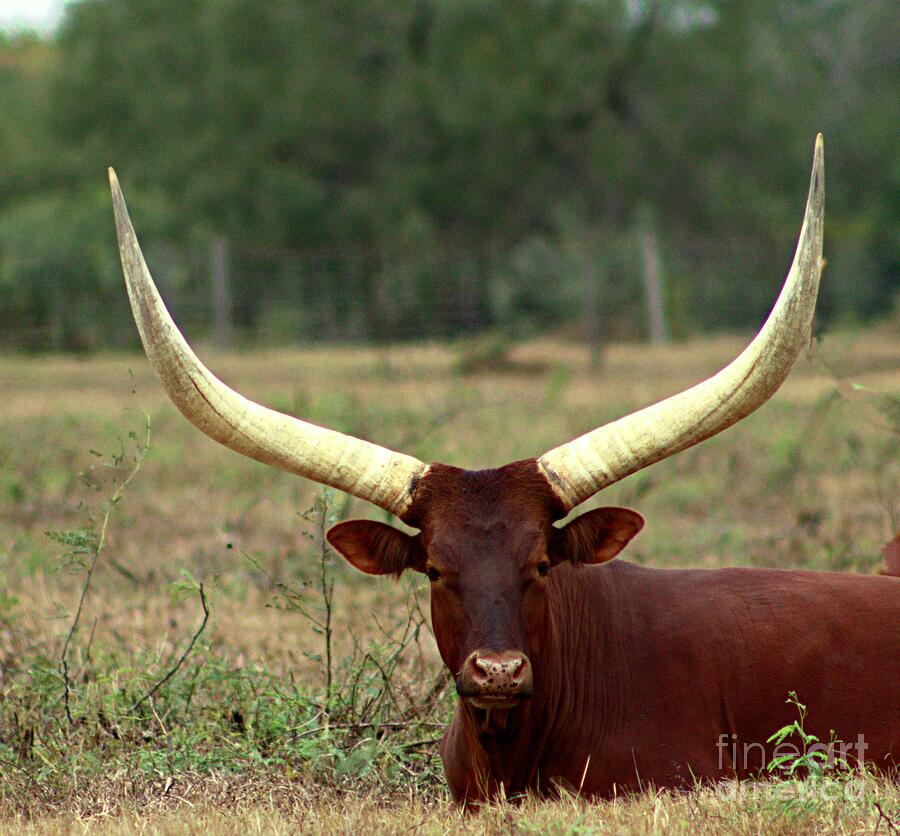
[0,321,898,833]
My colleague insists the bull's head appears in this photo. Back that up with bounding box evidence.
[327,462,644,714]
[108,137,824,720]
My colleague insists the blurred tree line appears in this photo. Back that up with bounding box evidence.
[0,0,896,351]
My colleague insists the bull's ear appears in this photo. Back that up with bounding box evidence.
[326,519,425,576]
[549,507,644,566]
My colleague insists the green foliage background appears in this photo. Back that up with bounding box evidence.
[0,0,897,350]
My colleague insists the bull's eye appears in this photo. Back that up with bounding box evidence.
[537,561,550,577]
[425,566,441,582]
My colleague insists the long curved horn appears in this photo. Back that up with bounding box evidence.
[538,135,825,512]
[109,169,428,518]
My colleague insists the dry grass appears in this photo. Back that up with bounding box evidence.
[3,773,899,834]
[0,321,898,832]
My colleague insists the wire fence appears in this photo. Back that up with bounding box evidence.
[0,226,801,353]
[149,230,792,342]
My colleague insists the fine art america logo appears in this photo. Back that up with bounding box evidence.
[717,733,869,774]
[713,732,874,803]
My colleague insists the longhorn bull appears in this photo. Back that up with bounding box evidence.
[109,136,899,804]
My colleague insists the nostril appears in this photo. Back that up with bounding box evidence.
[471,653,528,681]
[470,656,492,683]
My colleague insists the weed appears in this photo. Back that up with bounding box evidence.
[243,493,451,788]
[767,692,833,778]
[50,412,150,724]
[762,692,881,820]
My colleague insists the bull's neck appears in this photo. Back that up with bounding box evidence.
[458,563,619,796]
[543,563,627,760]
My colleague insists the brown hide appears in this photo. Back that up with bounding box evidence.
[328,460,900,805]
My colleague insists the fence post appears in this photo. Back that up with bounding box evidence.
[210,235,233,348]
[581,253,604,370]
[638,210,669,345]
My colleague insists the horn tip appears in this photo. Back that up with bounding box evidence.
[108,168,132,235]
[108,168,126,212]
[808,134,824,215]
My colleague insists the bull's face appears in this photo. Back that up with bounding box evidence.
[327,462,643,719]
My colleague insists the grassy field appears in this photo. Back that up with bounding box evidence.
[0,321,898,833]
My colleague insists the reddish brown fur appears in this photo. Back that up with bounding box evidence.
[327,459,900,805]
